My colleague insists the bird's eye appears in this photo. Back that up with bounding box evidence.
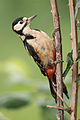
[20,21,23,24]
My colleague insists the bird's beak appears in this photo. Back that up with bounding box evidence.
[28,15,37,23]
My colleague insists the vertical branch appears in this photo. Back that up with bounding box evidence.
[50,0,63,120]
[69,0,78,120]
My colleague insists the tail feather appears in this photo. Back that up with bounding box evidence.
[63,82,69,99]
[48,77,57,103]
[48,74,69,103]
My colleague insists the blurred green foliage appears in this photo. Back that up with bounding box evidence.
[0,93,30,109]
[0,0,80,120]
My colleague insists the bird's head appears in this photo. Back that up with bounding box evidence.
[12,15,37,36]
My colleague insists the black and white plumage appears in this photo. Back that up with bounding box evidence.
[12,15,69,102]
[12,15,55,75]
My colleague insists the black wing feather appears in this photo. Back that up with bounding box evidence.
[23,37,46,76]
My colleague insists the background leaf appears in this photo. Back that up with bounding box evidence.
[63,42,80,78]
[77,20,80,27]
[75,0,80,19]
[0,93,30,109]
[75,76,80,83]
[62,51,73,77]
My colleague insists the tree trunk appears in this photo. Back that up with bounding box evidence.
[69,0,78,119]
[50,0,64,119]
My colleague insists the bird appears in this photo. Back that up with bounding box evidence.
[12,15,69,102]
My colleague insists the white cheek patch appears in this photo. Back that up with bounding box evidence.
[14,22,25,31]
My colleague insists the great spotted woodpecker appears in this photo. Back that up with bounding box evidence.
[12,15,69,102]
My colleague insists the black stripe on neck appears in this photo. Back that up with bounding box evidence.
[23,34,36,46]
[25,34,36,39]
